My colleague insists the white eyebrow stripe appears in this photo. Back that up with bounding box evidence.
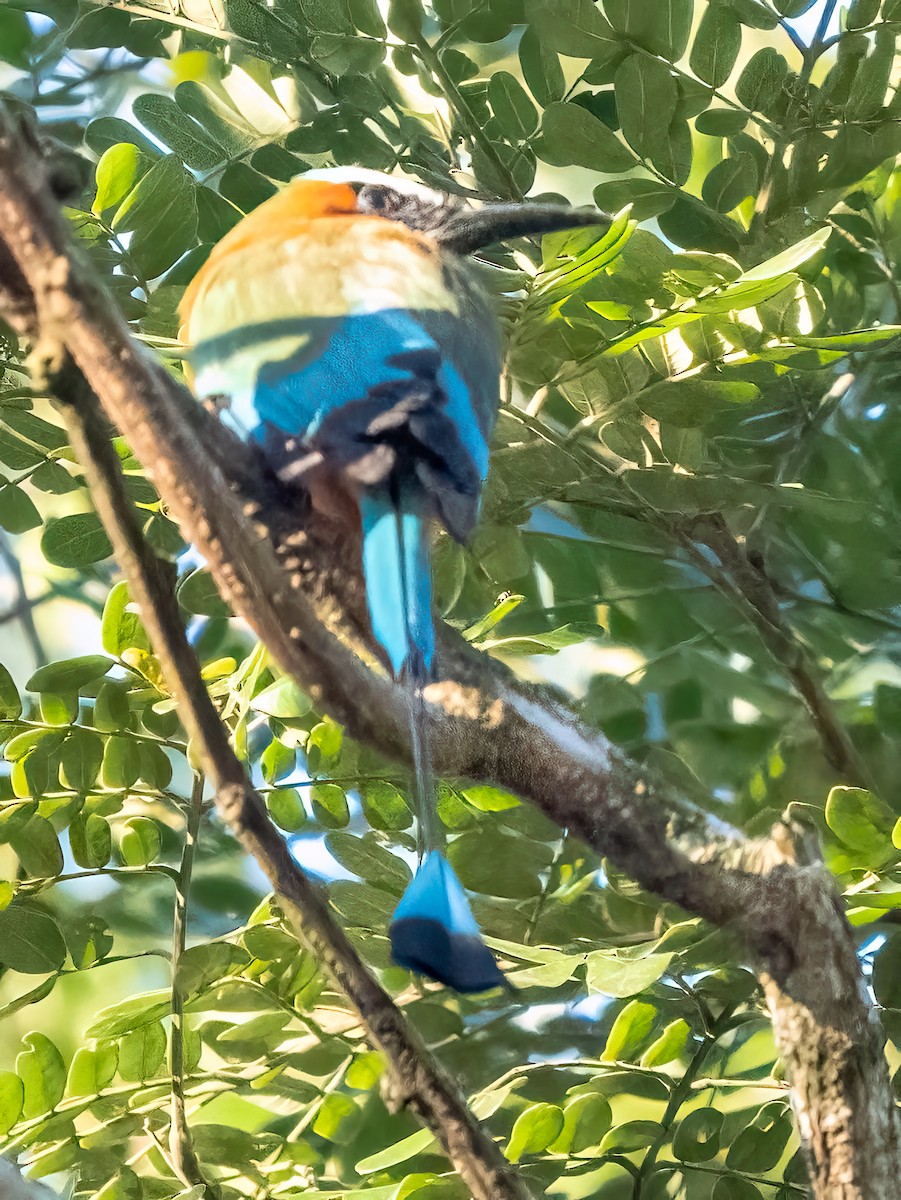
[296,166,447,207]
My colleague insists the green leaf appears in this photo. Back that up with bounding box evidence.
[345,1051,384,1090]
[643,381,763,429]
[347,0,385,35]
[0,663,22,720]
[0,485,41,534]
[593,178,676,220]
[261,737,295,784]
[506,1103,565,1161]
[86,116,162,159]
[93,143,145,215]
[16,1032,66,1118]
[0,902,66,973]
[550,1093,612,1153]
[358,1131,436,1174]
[725,1113,791,1172]
[588,950,673,998]
[112,154,198,279]
[605,0,693,59]
[311,32,385,74]
[615,54,677,160]
[639,379,759,426]
[657,195,742,253]
[101,580,150,656]
[118,1020,166,1082]
[253,677,312,720]
[314,1093,361,1143]
[690,6,742,87]
[488,71,538,141]
[734,47,788,112]
[12,815,64,878]
[28,655,112,694]
[483,623,602,656]
[873,932,901,1008]
[519,26,565,106]
[40,691,77,725]
[102,734,141,789]
[538,102,637,173]
[524,0,619,58]
[673,1107,723,1162]
[41,513,112,568]
[739,226,830,281]
[220,162,278,213]
[310,783,350,828]
[695,108,749,136]
[115,816,161,866]
[640,1018,691,1066]
[448,827,552,898]
[95,686,133,729]
[847,24,895,119]
[387,0,423,39]
[29,460,80,494]
[67,914,114,970]
[0,8,31,68]
[712,1176,764,1200]
[178,943,251,997]
[600,1119,664,1154]
[68,813,112,870]
[0,1071,24,1134]
[86,989,171,1038]
[132,94,221,171]
[360,781,412,831]
[788,327,901,351]
[177,567,231,618]
[508,954,584,987]
[308,718,342,760]
[825,786,894,864]
[0,431,45,471]
[59,730,104,792]
[326,832,412,893]
[462,785,520,812]
[265,788,307,832]
[602,999,657,1060]
[3,410,67,452]
[65,1044,118,1097]
[702,153,757,213]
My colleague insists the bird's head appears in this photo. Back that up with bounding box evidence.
[283,167,613,254]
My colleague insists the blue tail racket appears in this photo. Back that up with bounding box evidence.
[179,168,610,992]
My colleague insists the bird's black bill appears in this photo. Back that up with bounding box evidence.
[436,202,613,255]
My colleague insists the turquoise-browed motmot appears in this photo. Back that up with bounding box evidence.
[179,168,609,991]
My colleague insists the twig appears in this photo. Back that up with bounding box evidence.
[168,772,214,1196]
[685,513,875,789]
[0,532,47,668]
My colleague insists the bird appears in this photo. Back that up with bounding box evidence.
[179,167,610,992]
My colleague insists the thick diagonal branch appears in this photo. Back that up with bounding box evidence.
[0,110,899,1198]
[52,379,530,1200]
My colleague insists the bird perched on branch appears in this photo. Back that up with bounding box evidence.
[179,167,610,992]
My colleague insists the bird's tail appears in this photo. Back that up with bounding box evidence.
[360,491,505,993]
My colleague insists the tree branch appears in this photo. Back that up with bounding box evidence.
[48,325,533,1200]
[0,1161,55,1200]
[1,108,899,1199]
[687,513,875,790]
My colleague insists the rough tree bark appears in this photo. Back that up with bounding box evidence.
[0,110,898,1199]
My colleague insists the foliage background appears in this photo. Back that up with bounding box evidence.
[0,0,900,1196]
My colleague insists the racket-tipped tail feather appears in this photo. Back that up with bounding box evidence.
[389,852,507,993]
